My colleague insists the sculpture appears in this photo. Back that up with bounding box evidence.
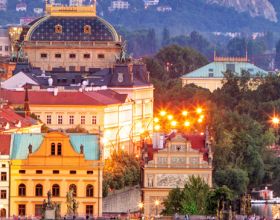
[41,190,60,219]
[66,188,79,216]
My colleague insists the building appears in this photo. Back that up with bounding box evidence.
[0,104,42,134]
[144,0,159,8]
[20,1,122,72]
[0,134,11,218]
[33,8,43,15]
[16,3,27,12]
[181,54,268,92]
[108,0,129,11]
[0,0,7,11]
[69,0,84,6]
[0,29,10,57]
[142,133,212,217]
[9,131,103,217]
[156,5,172,12]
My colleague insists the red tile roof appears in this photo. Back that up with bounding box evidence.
[185,134,206,151]
[0,105,36,132]
[1,89,128,106]
[0,134,11,155]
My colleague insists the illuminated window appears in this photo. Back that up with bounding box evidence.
[35,184,43,196]
[86,184,94,197]
[84,25,91,34]
[57,143,62,156]
[81,116,85,125]
[18,184,26,196]
[58,115,63,125]
[92,116,97,125]
[69,115,74,125]
[52,184,60,197]
[55,24,62,33]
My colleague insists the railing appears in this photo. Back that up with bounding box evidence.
[145,163,211,169]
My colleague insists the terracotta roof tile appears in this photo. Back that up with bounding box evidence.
[0,134,11,155]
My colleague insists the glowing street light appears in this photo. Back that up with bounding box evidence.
[198,118,203,123]
[154,125,161,131]
[272,117,280,126]
[171,121,177,127]
[160,111,167,117]
[184,121,190,127]
[138,202,144,209]
[155,200,160,217]
[154,117,159,123]
[196,107,203,114]
[182,111,188,116]
[167,115,173,121]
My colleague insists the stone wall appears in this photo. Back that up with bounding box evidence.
[103,186,141,213]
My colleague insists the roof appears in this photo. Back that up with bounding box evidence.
[0,134,11,155]
[70,134,100,160]
[25,15,119,42]
[0,105,37,132]
[1,89,128,106]
[181,61,267,79]
[11,134,43,159]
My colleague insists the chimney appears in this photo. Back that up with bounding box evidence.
[54,87,58,96]
[24,85,30,117]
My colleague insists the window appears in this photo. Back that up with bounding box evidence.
[69,184,77,197]
[36,115,41,120]
[87,171,93,174]
[55,53,61,58]
[36,170,43,174]
[35,184,43,196]
[1,164,5,168]
[53,170,59,174]
[84,25,91,34]
[55,24,62,33]
[84,54,90,59]
[0,190,6,199]
[57,143,62,155]
[41,53,47,58]
[98,54,105,59]
[19,170,25,174]
[226,64,235,72]
[47,115,52,124]
[1,172,6,181]
[81,116,85,125]
[69,54,76,59]
[51,143,56,156]
[52,184,60,197]
[58,115,63,124]
[80,66,86,72]
[5,46,9,51]
[18,184,26,196]
[0,208,6,217]
[35,204,42,217]
[18,204,26,216]
[69,66,75,71]
[209,72,214,77]
[0,46,2,51]
[69,115,74,125]
[70,170,76,174]
[86,205,93,216]
[86,184,94,197]
[92,116,97,125]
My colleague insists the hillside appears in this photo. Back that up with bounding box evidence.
[1,0,280,33]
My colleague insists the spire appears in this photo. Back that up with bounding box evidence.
[214,49,216,61]
[24,85,30,117]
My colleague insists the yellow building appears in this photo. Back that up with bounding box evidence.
[10,132,103,218]
[142,133,212,217]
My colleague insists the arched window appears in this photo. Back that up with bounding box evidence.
[55,24,62,33]
[18,184,26,196]
[51,143,56,155]
[52,184,60,197]
[35,184,43,196]
[84,25,91,34]
[0,208,6,217]
[57,143,62,155]
[86,184,94,197]
[69,184,77,197]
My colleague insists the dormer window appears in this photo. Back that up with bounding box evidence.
[4,122,9,130]
[55,24,63,34]
[84,25,91,34]
[15,120,21,128]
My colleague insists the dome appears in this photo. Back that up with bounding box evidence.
[25,16,120,42]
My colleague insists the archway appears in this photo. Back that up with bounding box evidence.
[0,208,6,217]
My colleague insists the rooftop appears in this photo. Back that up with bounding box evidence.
[0,134,11,155]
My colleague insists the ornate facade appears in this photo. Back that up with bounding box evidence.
[142,133,212,217]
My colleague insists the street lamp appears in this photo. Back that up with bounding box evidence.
[138,202,144,218]
[155,200,160,217]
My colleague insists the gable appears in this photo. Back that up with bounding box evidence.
[2,71,38,89]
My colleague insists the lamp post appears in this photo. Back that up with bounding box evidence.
[138,202,144,219]
[155,200,160,218]
[272,116,280,145]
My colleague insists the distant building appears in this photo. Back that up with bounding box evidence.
[9,131,103,217]
[33,8,43,14]
[181,54,268,92]
[0,29,10,57]
[143,0,159,8]
[16,3,27,12]
[69,0,84,6]
[109,0,129,11]
[0,58,16,80]
[156,5,172,12]
[19,17,36,25]
[0,134,10,218]
[142,132,212,217]
[0,0,7,11]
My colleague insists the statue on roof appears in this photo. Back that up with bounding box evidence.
[115,41,132,64]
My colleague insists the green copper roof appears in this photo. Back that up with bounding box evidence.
[70,134,100,161]
[181,61,267,79]
[11,134,43,159]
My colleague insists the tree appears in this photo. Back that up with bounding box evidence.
[161,188,182,215]
[162,27,170,47]
[227,37,247,57]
